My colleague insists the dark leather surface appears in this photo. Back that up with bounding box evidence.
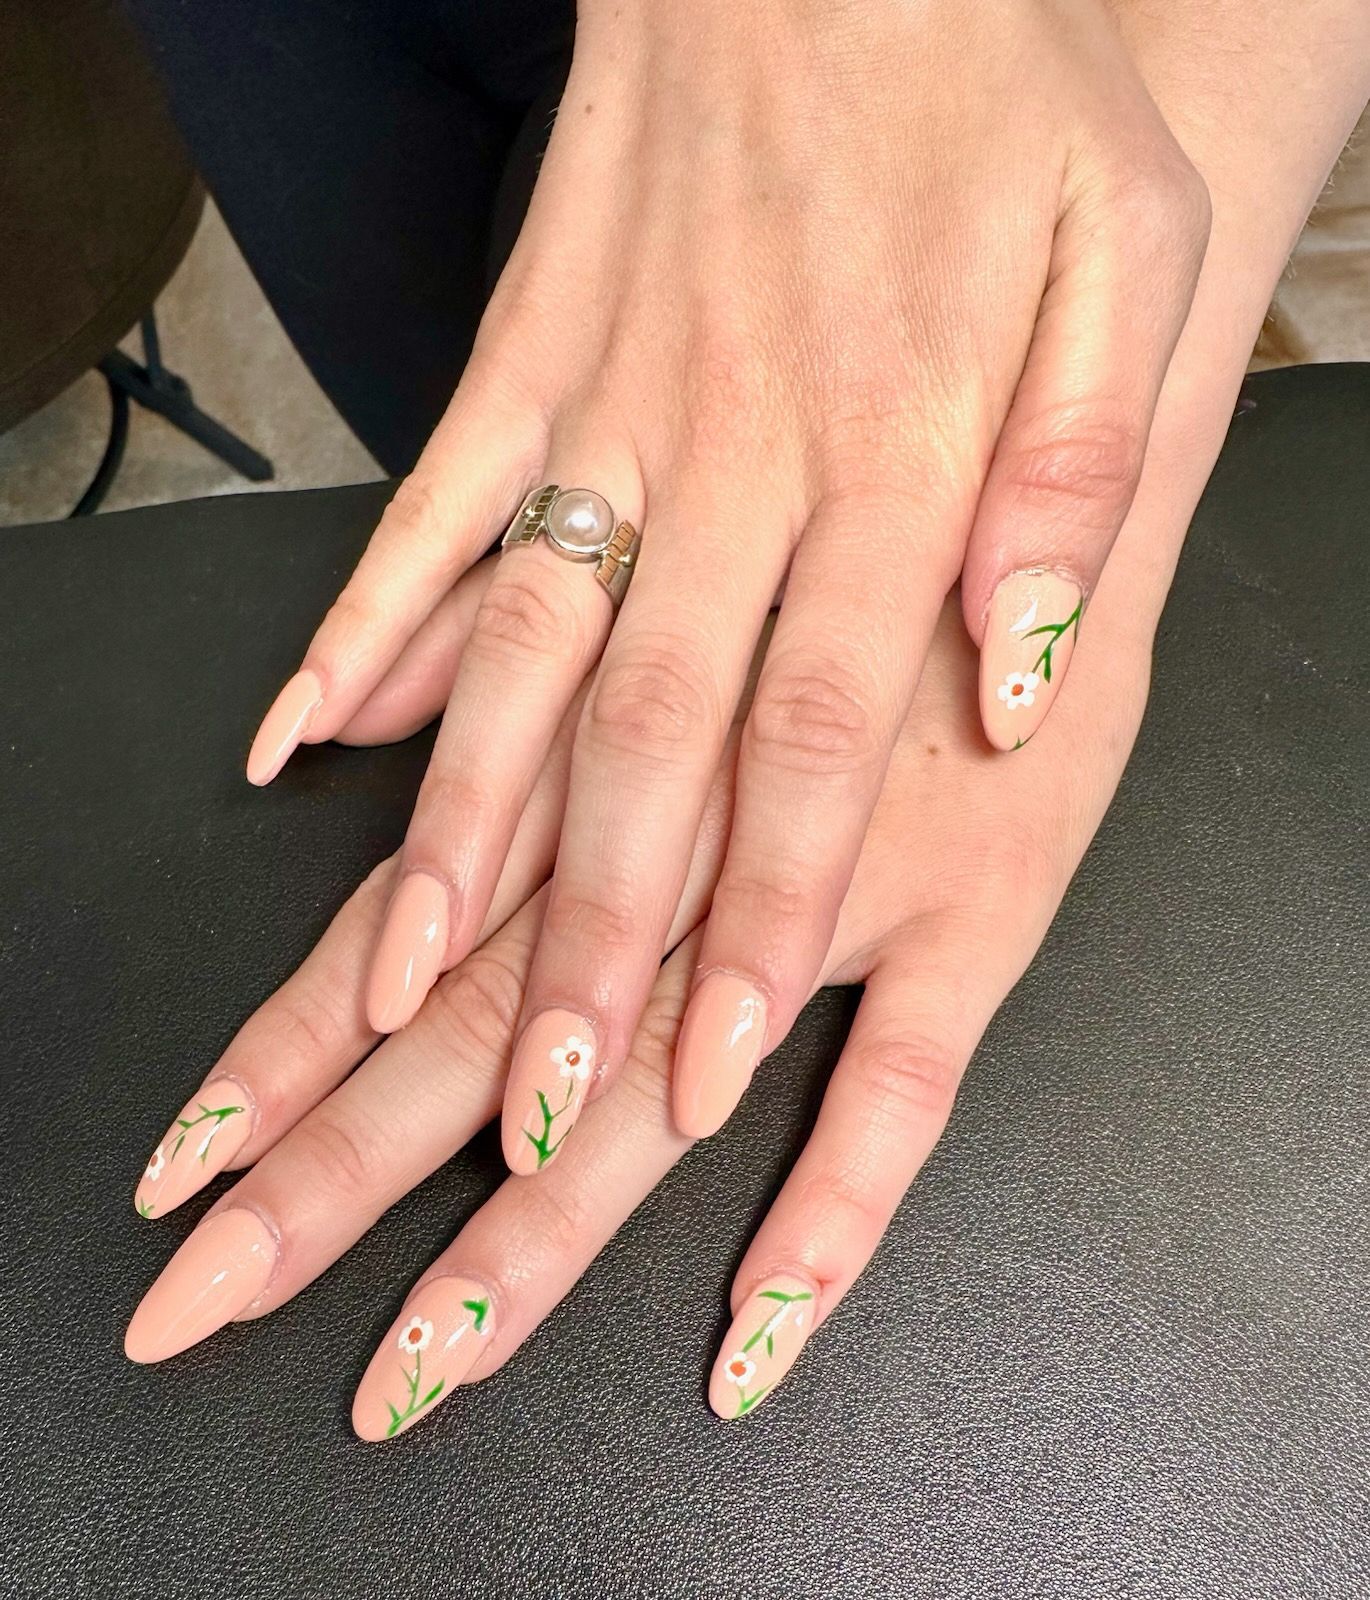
[1,363,1366,1598]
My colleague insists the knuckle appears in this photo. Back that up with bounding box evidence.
[747,660,883,775]
[517,1179,597,1262]
[473,569,586,664]
[1000,409,1143,525]
[678,320,771,472]
[379,473,442,550]
[586,642,721,756]
[291,1105,379,1203]
[619,1003,682,1107]
[1114,158,1212,272]
[845,1035,966,1127]
[540,885,638,953]
[417,767,492,831]
[272,985,356,1067]
[799,1156,895,1246]
[422,949,527,1075]
[710,868,812,939]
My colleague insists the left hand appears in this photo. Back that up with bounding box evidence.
[244,0,1210,1171]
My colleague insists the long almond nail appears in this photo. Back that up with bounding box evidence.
[246,669,324,785]
[709,1274,817,1420]
[352,1277,494,1442]
[365,872,449,1033]
[979,572,1082,751]
[124,1209,276,1363]
[674,974,767,1138]
[133,1081,252,1219]
[504,1009,596,1175]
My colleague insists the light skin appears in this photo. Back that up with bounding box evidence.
[246,0,1215,1164]
[130,0,1370,1426]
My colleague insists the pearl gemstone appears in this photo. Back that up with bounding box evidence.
[546,488,613,556]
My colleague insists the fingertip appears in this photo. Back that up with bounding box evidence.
[978,571,1081,752]
[246,669,324,785]
[672,974,767,1140]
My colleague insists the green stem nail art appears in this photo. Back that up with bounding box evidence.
[170,1101,247,1165]
[724,1288,813,1416]
[385,1347,445,1439]
[385,1300,490,1437]
[1022,600,1082,684]
[523,1081,577,1169]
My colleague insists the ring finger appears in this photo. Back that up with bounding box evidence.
[364,417,645,1034]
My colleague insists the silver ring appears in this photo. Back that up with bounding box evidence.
[501,484,641,608]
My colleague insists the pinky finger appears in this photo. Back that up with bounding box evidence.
[707,928,1015,1419]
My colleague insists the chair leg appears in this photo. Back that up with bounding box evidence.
[100,308,275,487]
[69,372,131,517]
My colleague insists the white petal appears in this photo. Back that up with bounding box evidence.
[1022,672,1041,690]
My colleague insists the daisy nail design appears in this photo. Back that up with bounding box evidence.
[133,1082,251,1219]
[552,1035,594,1081]
[980,572,1083,752]
[353,1279,494,1442]
[709,1277,816,1420]
[506,1011,599,1175]
[996,670,1039,710]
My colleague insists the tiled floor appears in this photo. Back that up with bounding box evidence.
[2,109,1367,530]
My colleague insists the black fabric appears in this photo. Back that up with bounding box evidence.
[123,0,574,475]
[1,362,1367,1598]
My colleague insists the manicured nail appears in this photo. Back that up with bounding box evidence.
[246,669,324,785]
[709,1274,817,1420]
[365,871,449,1033]
[979,572,1082,751]
[124,1209,276,1363]
[133,1080,252,1219]
[504,1009,596,1175]
[673,973,767,1139]
[352,1277,494,1442]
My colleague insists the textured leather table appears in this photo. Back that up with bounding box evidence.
[2,364,1366,1598]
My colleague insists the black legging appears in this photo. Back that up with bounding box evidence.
[125,0,573,475]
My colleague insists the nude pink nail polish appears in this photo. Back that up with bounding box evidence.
[246,669,324,785]
[365,872,449,1033]
[709,1274,817,1420]
[133,1079,252,1219]
[673,974,767,1139]
[124,1209,276,1364]
[979,572,1082,751]
[504,1009,596,1175]
[352,1277,494,1442]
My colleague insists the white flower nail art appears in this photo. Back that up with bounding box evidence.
[722,1353,756,1388]
[144,1146,165,1183]
[397,1316,434,1355]
[996,670,1039,710]
[551,1035,594,1081]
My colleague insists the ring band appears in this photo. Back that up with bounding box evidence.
[501,484,641,608]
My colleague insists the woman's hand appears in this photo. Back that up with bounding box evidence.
[244,0,1210,1172]
[126,0,1370,1435]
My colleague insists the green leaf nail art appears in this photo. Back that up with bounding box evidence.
[721,1289,813,1417]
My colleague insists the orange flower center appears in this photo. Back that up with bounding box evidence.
[729,1359,747,1377]
[1011,682,1024,696]
[406,1329,422,1345]
[566,1051,580,1066]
